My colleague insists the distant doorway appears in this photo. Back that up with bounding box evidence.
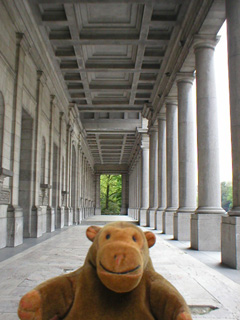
[100,174,122,215]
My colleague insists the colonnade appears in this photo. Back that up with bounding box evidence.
[129,1,240,269]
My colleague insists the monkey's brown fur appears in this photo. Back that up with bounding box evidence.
[18,222,192,320]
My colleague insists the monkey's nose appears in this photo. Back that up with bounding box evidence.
[114,254,125,266]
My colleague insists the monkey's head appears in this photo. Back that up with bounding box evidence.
[86,222,156,293]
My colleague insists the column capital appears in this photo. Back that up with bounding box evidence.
[140,132,149,149]
[165,97,178,106]
[176,72,195,84]
[142,104,152,120]
[59,111,64,120]
[193,35,220,51]
[149,124,158,133]
[157,113,166,121]
[37,70,47,86]
[50,94,57,107]
[16,32,31,54]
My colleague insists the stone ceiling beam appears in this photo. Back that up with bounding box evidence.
[130,4,153,105]
[49,39,170,46]
[64,4,92,105]
[96,134,103,164]
[78,106,142,112]
[38,0,181,4]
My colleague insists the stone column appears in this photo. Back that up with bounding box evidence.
[56,112,64,229]
[222,0,240,269]
[191,36,225,251]
[128,168,133,217]
[79,150,84,221]
[121,174,127,215]
[31,71,48,237]
[76,136,81,224]
[139,132,149,226]
[64,124,72,226]
[135,162,139,219]
[148,125,158,228]
[174,74,197,240]
[7,33,29,247]
[46,96,56,232]
[83,156,86,219]
[163,99,178,234]
[95,174,101,215]
[156,115,166,231]
[136,157,141,221]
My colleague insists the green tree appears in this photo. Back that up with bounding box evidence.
[221,181,233,212]
[100,174,122,215]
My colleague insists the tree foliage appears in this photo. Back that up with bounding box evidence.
[221,181,233,212]
[100,174,122,215]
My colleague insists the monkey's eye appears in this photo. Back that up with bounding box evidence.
[106,234,111,240]
[132,235,137,242]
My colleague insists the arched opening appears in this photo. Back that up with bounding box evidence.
[100,174,122,215]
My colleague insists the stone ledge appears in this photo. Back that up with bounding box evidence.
[0,167,13,178]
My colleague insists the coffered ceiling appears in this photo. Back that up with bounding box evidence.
[28,0,225,167]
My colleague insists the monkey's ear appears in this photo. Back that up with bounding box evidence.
[144,231,156,248]
[86,226,102,242]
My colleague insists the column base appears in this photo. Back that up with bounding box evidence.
[72,208,77,225]
[56,206,64,229]
[120,207,127,215]
[191,212,224,251]
[135,208,140,222]
[174,210,194,240]
[0,205,8,248]
[128,208,134,218]
[140,209,148,226]
[46,206,55,233]
[149,208,157,229]
[41,206,47,234]
[76,207,81,224]
[95,207,101,215]
[7,205,23,247]
[82,207,85,220]
[31,206,43,238]
[80,207,84,222]
[221,215,240,269]
[64,207,73,226]
[163,208,176,235]
[155,208,165,231]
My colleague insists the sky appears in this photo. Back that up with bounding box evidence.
[215,22,232,182]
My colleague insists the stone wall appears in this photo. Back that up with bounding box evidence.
[0,1,95,248]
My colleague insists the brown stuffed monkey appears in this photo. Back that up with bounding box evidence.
[18,222,192,320]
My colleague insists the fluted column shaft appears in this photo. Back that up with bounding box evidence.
[163,100,178,235]
[191,36,225,251]
[195,38,222,212]
[222,0,240,269]
[149,126,158,209]
[156,116,166,231]
[121,174,127,215]
[174,75,197,240]
[95,174,101,215]
[139,132,149,226]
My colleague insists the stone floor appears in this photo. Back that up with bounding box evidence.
[0,215,240,319]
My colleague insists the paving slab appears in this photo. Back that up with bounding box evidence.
[0,222,239,319]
